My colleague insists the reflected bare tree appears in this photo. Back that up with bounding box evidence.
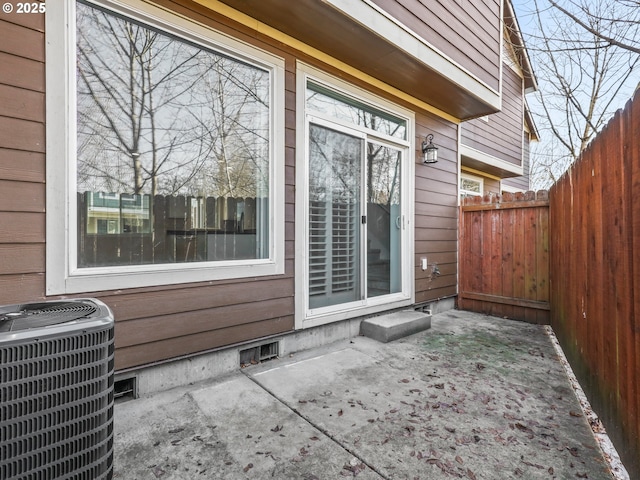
[76,2,270,198]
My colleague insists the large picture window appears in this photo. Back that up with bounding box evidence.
[46,0,285,293]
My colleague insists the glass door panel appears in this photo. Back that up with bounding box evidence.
[366,142,402,298]
[308,123,362,309]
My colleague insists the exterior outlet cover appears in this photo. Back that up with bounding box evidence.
[421,258,428,270]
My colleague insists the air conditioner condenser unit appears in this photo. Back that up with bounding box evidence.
[0,299,115,480]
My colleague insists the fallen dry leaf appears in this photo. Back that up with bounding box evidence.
[567,446,580,457]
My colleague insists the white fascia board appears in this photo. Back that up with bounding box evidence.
[326,0,501,110]
[460,144,523,177]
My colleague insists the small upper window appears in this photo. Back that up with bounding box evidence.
[460,173,484,197]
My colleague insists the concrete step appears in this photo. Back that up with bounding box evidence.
[360,310,431,343]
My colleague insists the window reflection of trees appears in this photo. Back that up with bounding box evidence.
[76,2,270,199]
[306,84,404,208]
[75,2,272,266]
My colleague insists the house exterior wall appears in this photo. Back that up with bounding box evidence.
[371,0,501,92]
[0,13,46,304]
[414,115,459,303]
[502,131,532,191]
[460,64,524,171]
[213,0,501,119]
[0,0,462,372]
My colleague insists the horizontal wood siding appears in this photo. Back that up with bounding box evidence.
[0,13,46,304]
[502,132,531,191]
[483,176,501,195]
[101,1,300,369]
[0,3,298,372]
[461,64,524,167]
[371,0,501,92]
[1,0,460,372]
[414,116,459,303]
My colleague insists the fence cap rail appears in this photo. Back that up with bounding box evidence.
[461,190,549,211]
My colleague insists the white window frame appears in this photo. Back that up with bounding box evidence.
[45,0,285,294]
[295,62,415,329]
[460,172,484,197]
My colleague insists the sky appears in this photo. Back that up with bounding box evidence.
[506,0,639,188]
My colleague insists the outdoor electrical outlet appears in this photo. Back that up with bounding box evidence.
[421,258,428,271]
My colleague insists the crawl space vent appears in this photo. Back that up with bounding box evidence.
[240,341,279,366]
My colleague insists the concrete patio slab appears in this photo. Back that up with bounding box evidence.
[113,310,615,479]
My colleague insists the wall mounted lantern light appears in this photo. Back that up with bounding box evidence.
[421,134,438,164]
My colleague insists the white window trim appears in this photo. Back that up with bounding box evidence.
[294,62,415,329]
[45,0,285,295]
[460,172,484,197]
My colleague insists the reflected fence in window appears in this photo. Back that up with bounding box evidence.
[78,192,268,267]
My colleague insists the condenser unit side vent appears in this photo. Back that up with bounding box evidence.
[0,299,115,480]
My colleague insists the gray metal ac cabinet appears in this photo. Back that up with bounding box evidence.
[0,299,115,480]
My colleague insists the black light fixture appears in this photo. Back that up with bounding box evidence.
[421,134,438,164]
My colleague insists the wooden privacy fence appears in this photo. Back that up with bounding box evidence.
[459,190,550,324]
[550,90,640,478]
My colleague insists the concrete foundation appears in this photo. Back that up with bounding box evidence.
[115,297,454,397]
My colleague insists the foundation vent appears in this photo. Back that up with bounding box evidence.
[114,377,137,401]
[239,341,279,367]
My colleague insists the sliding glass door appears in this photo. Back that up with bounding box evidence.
[308,123,363,309]
[301,74,412,321]
[307,122,404,312]
[366,141,402,298]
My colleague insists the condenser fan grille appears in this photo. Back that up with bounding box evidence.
[0,302,98,332]
[0,299,114,480]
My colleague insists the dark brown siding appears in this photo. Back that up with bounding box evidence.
[371,0,501,92]
[0,2,298,372]
[484,176,501,195]
[104,1,299,370]
[461,64,524,168]
[414,116,458,303]
[0,12,46,304]
[502,132,531,191]
[1,0,459,372]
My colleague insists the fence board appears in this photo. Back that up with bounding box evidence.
[549,90,640,478]
[627,94,640,475]
[500,206,516,319]
[459,191,550,323]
